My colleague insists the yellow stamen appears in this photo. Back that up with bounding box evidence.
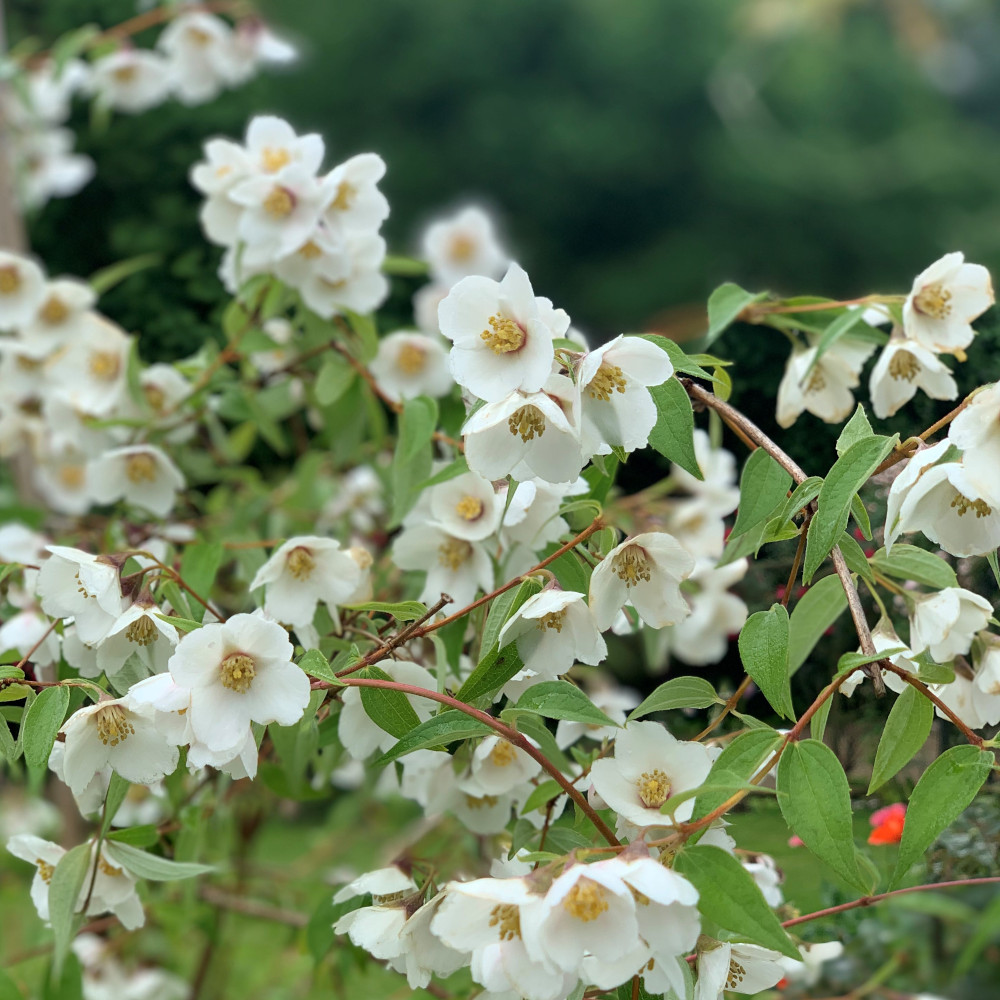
[89,351,121,381]
[507,405,546,442]
[488,740,517,767]
[449,234,476,262]
[98,857,125,878]
[59,465,85,490]
[371,890,407,906]
[438,538,472,570]
[96,705,135,747]
[286,546,315,580]
[455,495,484,521]
[39,296,69,325]
[611,545,652,586]
[587,362,627,401]
[538,610,565,632]
[805,367,826,393]
[481,314,525,354]
[914,282,952,319]
[112,65,137,83]
[143,383,167,413]
[637,768,671,808]
[220,652,256,693]
[463,793,499,809]
[298,240,323,259]
[488,903,521,939]
[125,615,158,646]
[263,186,295,218]
[888,350,920,382]
[727,959,747,989]
[951,492,992,518]
[36,858,55,883]
[562,879,609,922]
[125,453,158,484]
[396,342,427,375]
[0,266,21,295]
[261,147,291,173]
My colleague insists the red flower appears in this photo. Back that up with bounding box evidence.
[868,802,906,845]
[787,834,804,848]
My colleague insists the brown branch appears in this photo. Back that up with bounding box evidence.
[200,885,308,926]
[873,395,974,475]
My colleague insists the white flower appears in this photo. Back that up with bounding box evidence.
[87,445,185,518]
[498,589,607,687]
[250,536,362,627]
[422,205,508,286]
[413,282,448,333]
[333,866,417,961]
[0,521,48,564]
[424,470,504,542]
[46,313,131,416]
[463,376,585,485]
[321,464,385,534]
[841,618,917,697]
[295,232,389,318]
[776,335,876,428]
[90,50,172,113]
[590,720,714,828]
[58,697,179,796]
[929,670,1000,730]
[392,523,493,609]
[321,153,390,234]
[369,330,452,402]
[0,251,45,329]
[439,262,568,402]
[36,545,124,645]
[885,440,949,548]
[394,894,470,988]
[869,339,957,419]
[671,430,740,517]
[909,588,993,662]
[589,531,694,631]
[695,940,785,999]
[669,558,748,666]
[578,335,673,454]
[555,678,639,749]
[93,598,179,677]
[779,940,844,987]
[14,127,94,211]
[158,11,238,106]
[166,612,310,751]
[903,251,993,355]
[18,277,96,355]
[499,478,583,557]
[743,854,783,907]
[32,448,94,516]
[949,382,1000,502]
[520,858,639,973]
[464,735,541,796]
[0,611,60,674]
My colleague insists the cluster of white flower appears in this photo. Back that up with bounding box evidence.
[778,252,993,426]
[2,10,295,211]
[0,250,189,517]
[192,115,390,316]
[73,933,188,1000]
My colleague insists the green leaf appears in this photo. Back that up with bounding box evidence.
[344,600,428,622]
[357,666,423,739]
[648,378,702,480]
[639,333,713,379]
[417,455,469,490]
[803,434,897,582]
[691,729,782,824]
[155,614,202,634]
[627,676,720,720]
[100,773,131,836]
[674,845,799,958]
[738,604,794,720]
[49,844,91,974]
[890,746,995,888]
[0,714,14,761]
[777,739,867,892]
[382,254,429,277]
[456,644,525,705]
[315,354,355,405]
[375,709,495,766]
[23,685,70,771]
[868,686,934,794]
[344,309,379,362]
[509,681,616,726]
[850,492,872,540]
[808,312,865,373]
[179,542,223,623]
[810,695,833,742]
[704,283,768,347]
[103,841,214,880]
[397,395,438,464]
[88,252,160,295]
[836,404,874,456]
[0,967,24,1000]
[788,575,849,674]
[779,476,823,523]
[298,649,341,684]
[870,545,958,590]
[731,450,793,539]
[105,824,160,848]
[837,531,874,583]
[520,779,564,815]
[481,579,542,655]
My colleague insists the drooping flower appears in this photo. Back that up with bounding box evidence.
[694,939,785,999]
[908,587,993,663]
[166,612,310,751]
[439,262,568,402]
[840,618,917,697]
[589,720,715,828]
[333,866,417,962]
[36,545,124,645]
[91,597,179,678]
[868,802,905,845]
[249,536,362,628]
[869,338,957,419]
[589,531,694,631]
[948,382,1000,503]
[902,252,993,356]
[778,940,845,988]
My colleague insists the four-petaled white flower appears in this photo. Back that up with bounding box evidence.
[590,720,715,828]
[903,251,993,356]
[422,205,508,286]
[869,338,957,419]
[589,531,694,631]
[250,535,362,628]
[392,523,493,609]
[464,735,541,797]
[36,545,124,645]
[0,251,46,329]
[167,612,310,751]
[369,330,453,402]
[909,587,993,663]
[87,445,185,518]
[426,471,504,542]
[439,262,568,402]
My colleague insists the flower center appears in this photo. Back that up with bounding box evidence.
[89,350,121,381]
[264,186,295,218]
[488,740,517,767]
[17,355,43,372]
[888,349,920,382]
[261,147,291,173]
[481,314,525,354]
[562,879,609,922]
[727,959,747,989]
[113,65,138,83]
[637,768,671,808]
[60,465,85,489]
[488,903,521,940]
[612,545,652,586]
[914,282,952,319]
[98,857,125,878]
[125,453,158,484]
[438,538,472,570]
[538,610,566,632]
[39,296,69,325]
[396,342,427,375]
[286,546,315,580]
[371,890,407,906]
[187,26,213,46]
[455,495,484,521]
[220,652,257,693]
[450,234,476,262]
[951,491,992,518]
[330,181,356,212]
[298,240,323,259]
[125,614,158,646]
[463,793,499,809]
[143,383,167,412]
[507,405,546,441]
[805,367,826,393]
[36,858,55,883]
[96,705,135,747]
[587,362,628,401]
[0,266,22,295]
